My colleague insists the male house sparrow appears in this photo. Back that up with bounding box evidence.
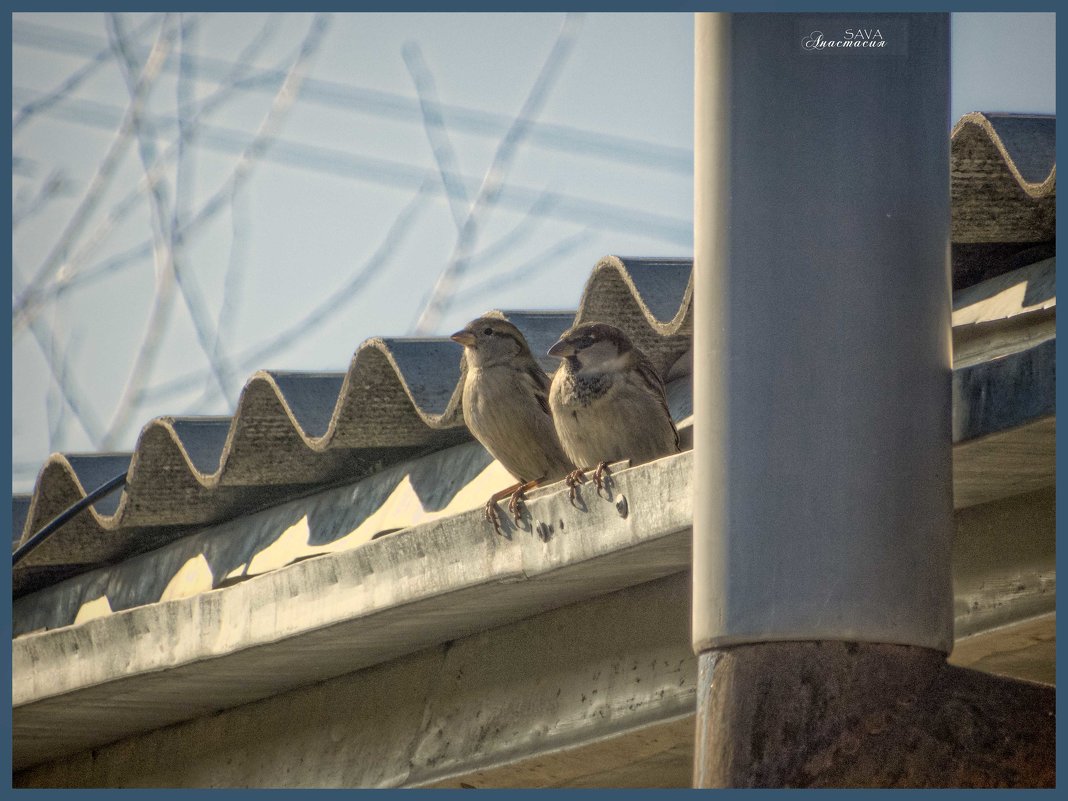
[548,322,679,492]
[451,316,575,533]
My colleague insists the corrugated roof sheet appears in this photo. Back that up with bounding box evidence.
[12,255,693,596]
[11,113,1054,598]
[950,112,1055,289]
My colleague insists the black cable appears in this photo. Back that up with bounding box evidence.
[12,471,128,567]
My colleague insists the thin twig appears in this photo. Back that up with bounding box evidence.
[14,98,690,316]
[14,16,691,174]
[12,15,180,329]
[457,226,594,304]
[403,40,470,231]
[11,12,169,134]
[12,265,104,446]
[103,13,333,446]
[183,14,245,406]
[107,13,234,405]
[194,181,250,409]
[464,189,559,273]
[45,305,76,451]
[12,169,71,229]
[12,16,291,331]
[153,177,436,408]
[100,13,183,449]
[404,44,569,285]
[412,12,584,334]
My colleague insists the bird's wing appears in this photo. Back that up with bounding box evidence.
[634,353,680,452]
[525,362,553,418]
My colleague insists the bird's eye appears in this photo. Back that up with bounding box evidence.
[483,327,493,336]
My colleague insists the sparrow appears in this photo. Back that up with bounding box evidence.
[451,316,575,533]
[547,322,679,495]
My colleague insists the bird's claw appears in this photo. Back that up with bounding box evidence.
[484,499,504,536]
[565,468,587,503]
[592,461,612,495]
[507,488,526,524]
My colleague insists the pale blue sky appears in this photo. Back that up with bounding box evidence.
[10,12,1056,492]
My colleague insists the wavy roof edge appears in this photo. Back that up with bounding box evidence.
[13,255,694,567]
[951,112,1056,195]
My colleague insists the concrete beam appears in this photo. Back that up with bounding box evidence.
[12,451,694,771]
[13,424,1056,776]
[15,574,700,788]
[15,520,1054,788]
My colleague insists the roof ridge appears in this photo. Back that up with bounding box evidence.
[951,111,1056,194]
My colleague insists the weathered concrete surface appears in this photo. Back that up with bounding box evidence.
[951,258,1055,369]
[952,486,1055,638]
[13,442,1056,778]
[952,416,1055,510]
[12,451,694,772]
[15,573,698,788]
[949,612,1055,686]
[13,522,1054,788]
[693,642,1055,788]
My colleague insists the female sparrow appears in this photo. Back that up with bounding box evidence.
[451,316,575,533]
[547,322,679,493]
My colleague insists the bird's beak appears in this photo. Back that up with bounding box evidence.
[547,338,574,358]
[450,330,476,347]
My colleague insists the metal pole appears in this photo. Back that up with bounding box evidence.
[693,12,953,785]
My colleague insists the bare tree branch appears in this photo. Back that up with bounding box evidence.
[464,189,559,273]
[12,13,169,134]
[147,177,437,408]
[12,169,72,229]
[403,40,470,231]
[11,16,292,332]
[106,12,235,410]
[12,264,104,446]
[14,16,692,175]
[412,12,584,334]
[102,13,334,447]
[457,226,594,304]
[12,15,181,330]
